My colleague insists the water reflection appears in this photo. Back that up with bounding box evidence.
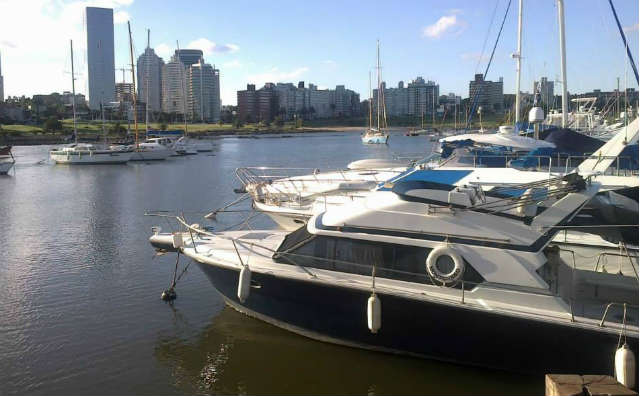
[155,307,541,395]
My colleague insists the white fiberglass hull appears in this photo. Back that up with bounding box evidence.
[50,150,133,164]
[0,161,14,174]
[129,148,173,161]
[361,134,389,144]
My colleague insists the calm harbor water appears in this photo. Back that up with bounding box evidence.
[1,131,541,395]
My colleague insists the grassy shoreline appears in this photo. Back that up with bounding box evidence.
[0,117,505,145]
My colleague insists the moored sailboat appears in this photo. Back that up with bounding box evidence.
[362,41,389,145]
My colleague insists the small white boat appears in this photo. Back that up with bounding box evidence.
[50,143,133,164]
[127,139,174,161]
[361,129,389,144]
[0,146,15,174]
[174,137,198,155]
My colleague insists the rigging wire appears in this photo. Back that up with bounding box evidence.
[466,0,514,129]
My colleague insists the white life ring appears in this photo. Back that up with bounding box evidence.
[426,245,465,285]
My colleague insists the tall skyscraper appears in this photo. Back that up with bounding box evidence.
[174,49,204,67]
[137,41,165,113]
[86,7,115,110]
[187,61,221,122]
[0,51,4,102]
[162,55,187,115]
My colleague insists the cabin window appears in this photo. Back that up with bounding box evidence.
[275,231,429,283]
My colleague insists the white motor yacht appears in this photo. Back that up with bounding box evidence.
[149,124,638,377]
[50,143,133,164]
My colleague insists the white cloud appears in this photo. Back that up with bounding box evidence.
[155,43,173,59]
[460,52,490,63]
[321,60,337,69]
[623,23,639,33]
[186,38,239,55]
[113,10,129,24]
[0,0,134,97]
[423,15,465,39]
[223,60,242,69]
[246,67,309,87]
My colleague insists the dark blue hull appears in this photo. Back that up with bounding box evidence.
[197,262,638,376]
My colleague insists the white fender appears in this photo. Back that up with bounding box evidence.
[237,265,251,303]
[426,245,465,284]
[615,343,636,389]
[367,294,381,334]
[171,233,184,249]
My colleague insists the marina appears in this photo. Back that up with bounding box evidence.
[0,0,638,394]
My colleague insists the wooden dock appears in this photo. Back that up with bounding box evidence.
[546,374,637,396]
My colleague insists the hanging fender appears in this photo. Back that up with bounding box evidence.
[426,245,465,285]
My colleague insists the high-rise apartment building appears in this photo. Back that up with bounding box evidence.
[115,82,134,103]
[533,77,554,107]
[372,77,438,118]
[237,84,257,122]
[137,43,164,113]
[469,74,504,113]
[187,61,221,122]
[86,7,116,110]
[161,56,187,115]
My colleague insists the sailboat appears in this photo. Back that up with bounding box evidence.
[51,40,132,164]
[127,25,172,161]
[361,41,389,145]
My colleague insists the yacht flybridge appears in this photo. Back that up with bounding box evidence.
[148,124,638,376]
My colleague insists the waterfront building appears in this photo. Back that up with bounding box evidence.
[308,84,331,118]
[372,77,438,118]
[468,74,504,113]
[240,81,359,121]
[0,52,4,102]
[187,61,221,122]
[533,77,554,107]
[137,44,164,113]
[161,56,187,115]
[86,7,116,110]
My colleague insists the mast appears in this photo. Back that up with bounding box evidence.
[376,40,381,130]
[127,21,138,148]
[557,0,568,128]
[514,0,523,125]
[177,40,188,136]
[70,40,77,144]
[145,29,150,134]
[368,70,372,130]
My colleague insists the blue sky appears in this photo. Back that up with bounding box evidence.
[0,0,638,106]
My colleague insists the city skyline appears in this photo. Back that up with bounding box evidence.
[0,0,638,106]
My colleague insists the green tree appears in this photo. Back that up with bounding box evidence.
[274,115,284,127]
[160,122,168,131]
[110,122,126,136]
[44,116,62,133]
[232,117,243,129]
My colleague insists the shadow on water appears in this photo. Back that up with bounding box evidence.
[155,306,542,395]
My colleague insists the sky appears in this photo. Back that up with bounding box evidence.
[0,0,638,106]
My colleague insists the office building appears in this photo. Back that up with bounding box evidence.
[137,43,164,113]
[85,7,116,110]
[468,74,504,113]
[187,61,221,122]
